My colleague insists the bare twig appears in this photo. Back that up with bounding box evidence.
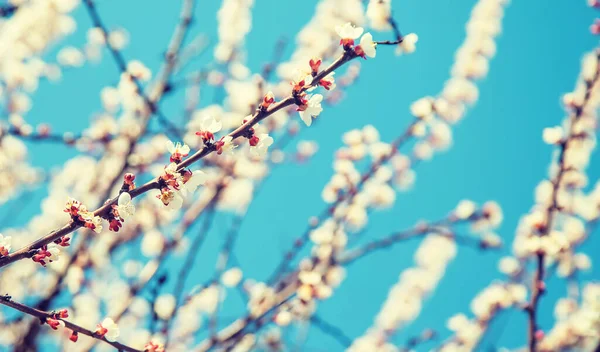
[82,0,182,139]
[310,315,353,347]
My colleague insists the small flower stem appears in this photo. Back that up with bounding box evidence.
[338,215,488,265]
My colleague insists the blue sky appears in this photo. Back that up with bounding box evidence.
[3,0,599,350]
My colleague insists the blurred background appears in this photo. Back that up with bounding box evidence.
[1,0,599,350]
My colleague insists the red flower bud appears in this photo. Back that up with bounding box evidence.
[249,135,260,146]
[534,329,545,340]
[261,92,275,109]
[124,173,136,190]
[55,236,70,247]
[354,45,366,59]
[340,38,354,48]
[537,280,546,293]
[57,309,69,319]
[95,324,108,337]
[195,130,215,142]
[309,57,322,73]
[109,219,122,232]
[591,19,600,35]
[46,318,63,330]
[319,79,334,90]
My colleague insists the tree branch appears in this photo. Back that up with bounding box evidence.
[0,47,370,271]
[526,50,600,352]
[0,295,143,352]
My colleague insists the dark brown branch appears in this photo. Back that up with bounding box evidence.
[375,39,403,45]
[0,0,205,271]
[0,41,397,272]
[0,295,142,352]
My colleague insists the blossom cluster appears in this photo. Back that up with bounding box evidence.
[440,283,528,351]
[407,0,508,164]
[349,235,458,352]
[0,133,40,204]
[511,50,600,268]
[0,0,79,117]
[214,0,254,62]
[538,283,600,351]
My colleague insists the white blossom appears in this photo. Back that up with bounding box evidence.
[359,33,377,58]
[218,135,237,155]
[166,141,191,157]
[154,294,176,320]
[543,126,565,145]
[298,94,324,127]
[397,33,418,55]
[335,23,364,40]
[116,192,135,219]
[250,133,274,158]
[127,60,151,81]
[181,170,207,196]
[221,267,243,287]
[199,115,223,133]
[99,318,120,342]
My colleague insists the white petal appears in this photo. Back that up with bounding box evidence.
[299,111,312,127]
[118,192,131,206]
[181,144,190,155]
[192,170,207,185]
[166,140,175,154]
[311,94,324,104]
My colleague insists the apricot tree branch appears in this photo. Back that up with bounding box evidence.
[0,295,143,352]
[0,44,395,271]
[526,50,600,352]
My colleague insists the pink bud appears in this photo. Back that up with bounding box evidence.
[535,329,545,340]
[591,19,600,35]
[537,280,546,293]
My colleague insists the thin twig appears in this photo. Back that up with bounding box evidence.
[82,0,182,139]
[163,190,221,349]
[310,315,352,347]
[267,119,419,283]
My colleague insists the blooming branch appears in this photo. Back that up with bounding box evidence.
[525,49,600,352]
[0,295,142,352]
